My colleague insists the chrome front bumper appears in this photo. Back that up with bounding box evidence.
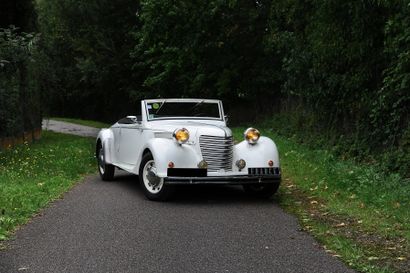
[164,174,281,185]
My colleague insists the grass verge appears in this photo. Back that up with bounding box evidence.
[0,131,96,245]
[49,117,110,128]
[232,127,409,273]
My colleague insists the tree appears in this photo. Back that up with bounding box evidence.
[132,0,278,119]
[37,0,141,121]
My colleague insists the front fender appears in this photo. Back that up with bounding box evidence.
[96,128,115,164]
[233,136,280,169]
[135,138,202,177]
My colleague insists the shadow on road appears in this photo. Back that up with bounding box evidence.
[106,171,280,205]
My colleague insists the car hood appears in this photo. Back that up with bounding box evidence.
[148,120,232,139]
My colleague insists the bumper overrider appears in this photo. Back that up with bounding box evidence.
[164,167,281,185]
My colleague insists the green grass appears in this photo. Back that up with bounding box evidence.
[49,117,110,128]
[0,131,96,242]
[232,127,409,273]
[310,221,395,273]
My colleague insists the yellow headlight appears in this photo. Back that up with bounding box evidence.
[173,128,190,144]
[244,127,260,144]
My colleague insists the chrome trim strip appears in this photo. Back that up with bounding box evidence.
[164,174,281,185]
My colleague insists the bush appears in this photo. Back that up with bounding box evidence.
[0,26,41,138]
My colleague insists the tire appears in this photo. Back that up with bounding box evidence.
[243,183,280,198]
[97,143,115,181]
[139,153,174,201]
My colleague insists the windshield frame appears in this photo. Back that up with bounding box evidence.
[144,99,224,122]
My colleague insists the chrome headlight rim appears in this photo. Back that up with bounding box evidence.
[197,160,208,169]
[173,128,190,144]
[244,127,260,144]
[236,159,246,170]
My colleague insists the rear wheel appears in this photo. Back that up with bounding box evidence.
[243,183,280,198]
[139,153,174,201]
[97,144,115,181]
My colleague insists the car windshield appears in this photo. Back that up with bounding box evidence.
[146,101,221,120]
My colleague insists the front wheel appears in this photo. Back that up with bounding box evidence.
[139,153,174,201]
[243,183,280,198]
[97,144,115,181]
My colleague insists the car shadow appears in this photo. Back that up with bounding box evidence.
[110,171,280,205]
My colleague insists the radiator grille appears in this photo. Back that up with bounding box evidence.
[199,135,233,172]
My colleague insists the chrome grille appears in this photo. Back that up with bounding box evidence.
[199,135,233,172]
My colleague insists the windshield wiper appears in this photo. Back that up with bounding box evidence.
[189,100,204,111]
[155,100,167,114]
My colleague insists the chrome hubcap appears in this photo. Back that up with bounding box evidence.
[143,160,163,194]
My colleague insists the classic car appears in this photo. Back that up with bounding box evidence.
[96,98,281,200]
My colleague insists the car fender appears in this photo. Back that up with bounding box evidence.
[135,138,202,177]
[96,128,115,164]
[233,136,280,169]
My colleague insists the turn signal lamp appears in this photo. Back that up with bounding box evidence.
[244,128,260,144]
[173,128,190,144]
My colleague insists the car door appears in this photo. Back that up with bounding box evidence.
[117,121,143,165]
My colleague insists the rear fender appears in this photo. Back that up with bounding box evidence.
[96,129,115,164]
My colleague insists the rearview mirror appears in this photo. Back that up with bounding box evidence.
[224,115,229,125]
[126,116,139,123]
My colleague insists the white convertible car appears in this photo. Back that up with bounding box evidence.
[96,98,281,200]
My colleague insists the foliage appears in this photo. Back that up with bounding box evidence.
[132,0,278,113]
[36,0,140,121]
[0,0,37,32]
[0,131,95,241]
[0,26,41,138]
[35,0,409,175]
[264,0,409,176]
[371,1,410,175]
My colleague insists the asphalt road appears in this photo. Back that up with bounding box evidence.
[0,173,355,273]
[42,119,100,138]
